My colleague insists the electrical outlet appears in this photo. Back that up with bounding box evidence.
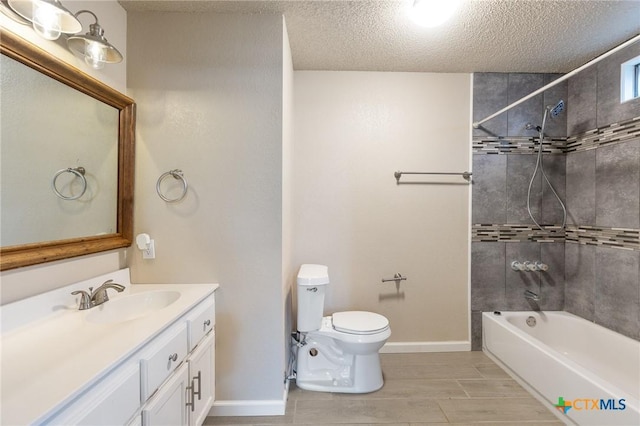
[143,239,155,259]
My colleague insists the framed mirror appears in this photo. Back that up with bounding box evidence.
[0,29,135,271]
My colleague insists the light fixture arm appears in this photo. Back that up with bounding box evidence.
[74,9,103,38]
[74,9,98,24]
[66,8,123,69]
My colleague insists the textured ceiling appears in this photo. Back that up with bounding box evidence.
[120,0,640,73]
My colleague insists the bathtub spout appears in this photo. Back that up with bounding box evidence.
[524,290,540,301]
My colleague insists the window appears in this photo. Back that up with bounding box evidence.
[620,54,640,103]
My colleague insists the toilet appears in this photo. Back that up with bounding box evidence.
[294,264,391,393]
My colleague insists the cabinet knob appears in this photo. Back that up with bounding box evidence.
[204,319,211,327]
[168,353,178,362]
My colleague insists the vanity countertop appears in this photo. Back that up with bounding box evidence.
[0,269,218,425]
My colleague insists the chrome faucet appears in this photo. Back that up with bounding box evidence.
[71,279,125,310]
[524,289,540,301]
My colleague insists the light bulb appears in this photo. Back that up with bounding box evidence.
[411,0,462,28]
[84,40,107,69]
[31,1,62,40]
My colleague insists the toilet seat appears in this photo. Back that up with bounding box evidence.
[332,311,389,335]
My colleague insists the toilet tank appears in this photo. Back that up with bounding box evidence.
[296,264,329,332]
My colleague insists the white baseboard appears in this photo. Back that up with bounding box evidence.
[209,381,290,417]
[380,341,471,353]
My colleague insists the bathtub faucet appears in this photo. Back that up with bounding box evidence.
[524,289,540,301]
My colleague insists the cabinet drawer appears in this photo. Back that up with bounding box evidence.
[186,295,215,351]
[140,321,188,401]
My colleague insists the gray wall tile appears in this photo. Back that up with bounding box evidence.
[566,150,596,226]
[472,154,507,224]
[539,243,565,310]
[595,248,640,340]
[567,67,597,135]
[540,155,566,225]
[508,74,545,137]
[473,73,509,137]
[565,243,596,321]
[471,242,506,311]
[505,242,541,310]
[471,63,640,343]
[543,74,568,138]
[471,311,483,351]
[597,40,640,127]
[507,154,541,225]
[595,140,640,229]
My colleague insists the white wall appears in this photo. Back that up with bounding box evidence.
[293,72,472,347]
[281,18,295,380]
[0,0,128,305]
[127,12,290,409]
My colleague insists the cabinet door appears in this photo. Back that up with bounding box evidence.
[142,363,189,426]
[187,331,215,426]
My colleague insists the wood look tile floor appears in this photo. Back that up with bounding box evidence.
[205,352,564,425]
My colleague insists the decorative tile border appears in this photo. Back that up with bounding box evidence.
[472,224,640,251]
[472,136,566,155]
[566,116,640,153]
[472,116,640,155]
[565,226,640,250]
[472,224,564,243]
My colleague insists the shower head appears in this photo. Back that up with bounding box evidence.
[547,99,565,118]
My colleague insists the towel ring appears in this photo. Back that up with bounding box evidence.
[52,167,87,200]
[156,169,188,202]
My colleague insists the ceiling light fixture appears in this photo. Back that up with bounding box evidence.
[67,10,122,70]
[6,0,81,40]
[411,0,462,28]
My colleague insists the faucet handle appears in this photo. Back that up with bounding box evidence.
[510,261,526,271]
[534,261,549,272]
[91,280,125,305]
[71,289,92,310]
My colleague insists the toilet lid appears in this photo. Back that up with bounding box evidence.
[332,311,389,335]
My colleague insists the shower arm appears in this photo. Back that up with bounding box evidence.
[472,33,640,129]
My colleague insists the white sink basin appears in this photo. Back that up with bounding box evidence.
[85,290,181,324]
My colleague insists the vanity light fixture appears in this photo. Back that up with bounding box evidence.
[6,0,81,40]
[67,10,122,70]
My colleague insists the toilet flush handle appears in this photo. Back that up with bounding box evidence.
[306,287,318,292]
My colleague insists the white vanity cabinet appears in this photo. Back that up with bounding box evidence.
[23,284,217,426]
[142,295,216,426]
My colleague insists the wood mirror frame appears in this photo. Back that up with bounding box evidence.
[0,29,135,271]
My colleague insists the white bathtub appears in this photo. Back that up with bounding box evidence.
[483,311,640,426]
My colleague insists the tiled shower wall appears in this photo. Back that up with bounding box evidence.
[471,41,640,350]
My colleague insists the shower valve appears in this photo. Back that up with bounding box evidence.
[511,261,548,272]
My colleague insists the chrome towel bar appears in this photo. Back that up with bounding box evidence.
[394,171,472,184]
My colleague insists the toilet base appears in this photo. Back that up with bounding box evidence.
[295,336,384,393]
